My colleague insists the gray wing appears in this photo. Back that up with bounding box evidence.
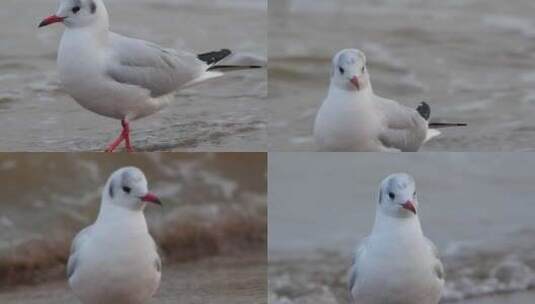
[375,96,428,152]
[151,237,162,273]
[426,237,445,281]
[67,225,93,280]
[348,237,368,302]
[106,33,207,98]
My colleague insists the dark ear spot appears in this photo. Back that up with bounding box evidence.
[90,1,97,14]
[109,180,114,198]
[154,257,162,273]
[378,190,382,204]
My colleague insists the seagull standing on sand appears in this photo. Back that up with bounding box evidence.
[349,173,444,304]
[67,167,163,304]
[39,0,262,152]
[314,49,465,152]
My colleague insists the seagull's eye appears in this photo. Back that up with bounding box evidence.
[72,6,81,14]
[339,67,345,75]
[122,186,131,194]
[413,191,417,197]
[361,66,366,73]
[388,192,395,200]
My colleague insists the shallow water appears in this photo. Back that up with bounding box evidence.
[0,153,267,286]
[268,0,535,151]
[0,0,266,152]
[268,153,535,302]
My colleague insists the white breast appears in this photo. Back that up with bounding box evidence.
[314,87,383,151]
[69,227,161,304]
[353,233,443,304]
[58,29,168,121]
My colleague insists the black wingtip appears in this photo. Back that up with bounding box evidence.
[429,122,468,128]
[416,101,431,121]
[197,49,232,65]
[206,65,263,71]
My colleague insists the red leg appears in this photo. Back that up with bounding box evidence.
[105,119,134,152]
[122,120,134,153]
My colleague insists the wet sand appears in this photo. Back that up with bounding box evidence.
[0,0,266,152]
[0,252,267,304]
[268,0,535,151]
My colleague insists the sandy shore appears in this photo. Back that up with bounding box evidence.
[0,252,266,304]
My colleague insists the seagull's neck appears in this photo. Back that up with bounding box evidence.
[371,208,424,239]
[327,84,374,103]
[64,14,110,46]
[95,201,149,233]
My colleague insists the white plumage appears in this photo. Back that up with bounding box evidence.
[67,167,162,304]
[314,49,440,152]
[349,173,444,304]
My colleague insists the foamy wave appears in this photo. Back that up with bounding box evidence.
[269,230,535,303]
[0,194,265,287]
[441,232,535,301]
[482,14,535,38]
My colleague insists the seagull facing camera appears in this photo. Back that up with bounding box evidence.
[378,173,418,217]
[314,48,466,152]
[67,167,162,304]
[330,49,370,92]
[348,173,444,304]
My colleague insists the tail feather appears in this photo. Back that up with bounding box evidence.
[416,101,467,128]
[425,129,442,142]
[182,71,223,88]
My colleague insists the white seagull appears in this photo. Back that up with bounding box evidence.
[349,173,444,304]
[67,167,162,304]
[314,49,465,152]
[39,0,262,152]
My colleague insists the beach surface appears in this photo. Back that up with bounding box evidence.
[1,253,266,304]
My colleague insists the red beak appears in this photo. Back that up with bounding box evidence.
[39,15,65,28]
[401,201,416,214]
[141,193,162,206]
[350,76,360,90]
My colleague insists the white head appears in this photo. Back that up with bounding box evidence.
[103,167,162,211]
[38,0,108,29]
[378,173,418,218]
[330,49,371,92]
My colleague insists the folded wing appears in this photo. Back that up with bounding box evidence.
[67,225,93,280]
[375,96,429,152]
[106,33,207,98]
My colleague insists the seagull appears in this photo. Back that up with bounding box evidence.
[314,49,466,152]
[38,0,262,152]
[67,167,163,304]
[348,173,444,304]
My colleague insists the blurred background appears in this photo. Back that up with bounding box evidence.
[269,0,535,151]
[0,0,266,152]
[269,153,535,304]
[0,153,267,304]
